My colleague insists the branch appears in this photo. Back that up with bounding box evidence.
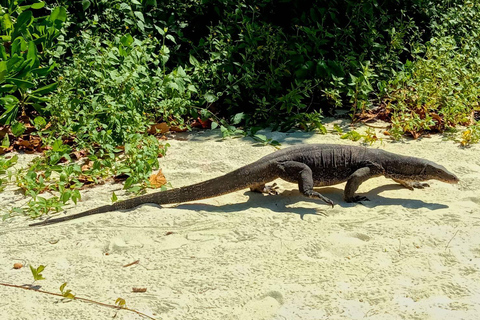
[0,282,157,320]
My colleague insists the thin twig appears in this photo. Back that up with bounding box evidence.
[0,282,157,320]
[445,229,459,250]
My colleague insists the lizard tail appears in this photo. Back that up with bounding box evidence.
[29,161,277,226]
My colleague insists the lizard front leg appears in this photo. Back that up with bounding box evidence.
[277,161,334,207]
[393,179,430,190]
[344,163,384,202]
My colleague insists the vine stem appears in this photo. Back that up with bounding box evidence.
[0,282,157,320]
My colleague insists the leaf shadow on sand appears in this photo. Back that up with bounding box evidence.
[171,183,449,219]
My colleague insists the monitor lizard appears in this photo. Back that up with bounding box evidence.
[29,144,459,226]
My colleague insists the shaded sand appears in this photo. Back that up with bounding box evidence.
[1,124,480,320]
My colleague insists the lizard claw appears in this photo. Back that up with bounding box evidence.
[264,183,280,195]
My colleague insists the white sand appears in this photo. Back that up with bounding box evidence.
[1,123,480,320]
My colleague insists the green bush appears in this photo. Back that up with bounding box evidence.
[384,0,480,138]
[0,1,66,136]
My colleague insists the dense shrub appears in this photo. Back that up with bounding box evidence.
[384,0,480,139]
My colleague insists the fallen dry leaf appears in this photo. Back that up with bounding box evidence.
[148,122,170,135]
[132,288,147,293]
[149,169,167,188]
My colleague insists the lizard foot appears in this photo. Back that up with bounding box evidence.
[411,182,430,189]
[345,196,370,203]
[306,191,335,207]
[250,183,279,195]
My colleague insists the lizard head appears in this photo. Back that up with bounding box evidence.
[424,161,459,184]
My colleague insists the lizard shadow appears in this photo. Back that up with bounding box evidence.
[171,183,448,219]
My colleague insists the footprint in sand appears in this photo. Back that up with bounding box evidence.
[240,291,284,319]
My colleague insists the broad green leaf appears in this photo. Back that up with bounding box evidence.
[1,13,12,33]
[26,41,39,68]
[136,20,144,32]
[232,112,244,125]
[166,34,176,44]
[11,122,26,137]
[5,78,35,90]
[189,55,199,67]
[33,116,47,129]
[31,82,58,95]
[0,95,19,107]
[0,45,6,61]
[124,177,134,189]
[60,190,71,204]
[81,0,90,10]
[0,61,6,83]
[15,11,34,31]
[120,34,133,47]
[1,135,10,148]
[49,6,67,23]
[31,2,46,9]
[133,11,144,22]
[11,37,28,55]
[0,84,15,93]
[6,54,24,71]
[29,95,50,103]
[204,92,217,103]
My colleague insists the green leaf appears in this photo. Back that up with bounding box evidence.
[124,177,134,189]
[31,2,46,9]
[0,43,7,61]
[60,282,67,292]
[204,92,217,103]
[232,112,244,125]
[11,37,28,56]
[33,116,47,129]
[5,78,35,90]
[166,34,176,44]
[0,61,7,83]
[136,20,145,32]
[26,41,39,68]
[81,0,90,10]
[133,11,144,22]
[31,82,58,95]
[211,122,218,130]
[189,55,199,67]
[30,265,46,281]
[30,64,55,76]
[111,192,118,203]
[15,11,34,31]
[115,298,126,308]
[49,6,67,23]
[0,84,15,93]
[11,122,26,137]
[60,190,71,204]
[1,135,10,149]
[1,13,12,33]
[120,34,133,47]
[0,95,19,107]
[0,95,19,125]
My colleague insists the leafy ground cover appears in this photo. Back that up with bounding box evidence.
[0,0,479,219]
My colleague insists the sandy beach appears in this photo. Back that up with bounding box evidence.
[1,124,479,320]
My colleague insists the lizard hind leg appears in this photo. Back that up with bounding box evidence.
[277,161,335,207]
[250,183,279,195]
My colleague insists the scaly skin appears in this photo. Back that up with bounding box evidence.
[30,144,459,226]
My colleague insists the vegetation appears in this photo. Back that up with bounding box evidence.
[0,0,479,219]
